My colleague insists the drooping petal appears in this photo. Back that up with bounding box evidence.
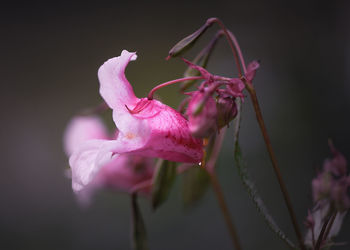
[69,140,113,192]
[98,50,139,110]
[63,116,109,156]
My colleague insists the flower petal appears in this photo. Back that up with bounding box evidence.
[69,140,113,192]
[63,116,109,156]
[98,50,139,110]
[96,155,154,193]
[131,99,203,163]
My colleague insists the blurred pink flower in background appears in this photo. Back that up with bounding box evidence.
[305,143,350,248]
[311,143,350,211]
[63,116,109,156]
[64,116,154,202]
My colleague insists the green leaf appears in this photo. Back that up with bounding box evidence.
[151,159,177,210]
[167,19,215,59]
[233,100,297,249]
[182,166,210,207]
[131,194,149,250]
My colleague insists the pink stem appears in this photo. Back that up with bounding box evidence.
[227,31,247,74]
[147,76,205,100]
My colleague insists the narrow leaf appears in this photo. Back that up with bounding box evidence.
[182,166,210,207]
[233,99,297,249]
[131,194,149,250]
[151,159,177,210]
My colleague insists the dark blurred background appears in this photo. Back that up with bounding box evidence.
[1,0,349,249]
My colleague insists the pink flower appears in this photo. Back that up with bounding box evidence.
[98,50,203,162]
[67,50,203,197]
[311,143,349,207]
[180,58,245,137]
[63,116,109,156]
[216,94,238,129]
[64,116,154,199]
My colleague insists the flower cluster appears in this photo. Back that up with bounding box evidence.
[304,143,349,248]
[182,58,259,138]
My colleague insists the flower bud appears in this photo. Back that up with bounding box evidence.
[187,91,217,138]
[167,18,215,59]
[216,96,237,129]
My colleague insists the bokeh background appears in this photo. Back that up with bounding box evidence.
[1,0,350,249]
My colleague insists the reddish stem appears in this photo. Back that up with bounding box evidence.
[147,76,205,100]
[319,212,337,250]
[211,18,305,250]
[314,212,334,250]
[209,171,242,250]
[208,18,244,77]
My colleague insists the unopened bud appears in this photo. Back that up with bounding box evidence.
[167,19,214,59]
[187,91,217,138]
[216,96,237,129]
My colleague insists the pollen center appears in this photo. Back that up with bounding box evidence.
[125,132,136,139]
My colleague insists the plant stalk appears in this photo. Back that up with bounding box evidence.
[210,17,305,250]
[209,172,242,250]
[244,83,305,250]
[147,76,204,99]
